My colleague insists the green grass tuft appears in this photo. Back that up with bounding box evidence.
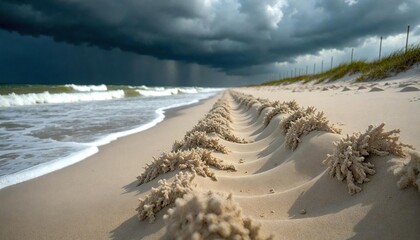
[260,43,420,86]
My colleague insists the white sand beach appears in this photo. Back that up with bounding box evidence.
[1,68,419,239]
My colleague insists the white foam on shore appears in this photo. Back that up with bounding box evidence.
[136,87,221,97]
[0,146,99,190]
[0,90,125,107]
[136,88,180,97]
[65,84,108,92]
[0,93,216,190]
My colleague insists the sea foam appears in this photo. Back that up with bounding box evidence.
[136,87,201,97]
[65,84,108,92]
[0,146,99,189]
[0,90,125,107]
[135,87,218,97]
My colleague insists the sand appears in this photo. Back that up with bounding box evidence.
[1,67,419,239]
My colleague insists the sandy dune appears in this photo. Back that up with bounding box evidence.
[133,70,419,239]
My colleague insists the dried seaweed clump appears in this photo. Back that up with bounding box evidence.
[393,150,420,193]
[137,148,235,185]
[191,118,246,143]
[205,112,231,127]
[263,100,300,127]
[232,92,259,110]
[285,111,342,150]
[210,107,231,122]
[212,98,230,111]
[164,191,270,240]
[210,98,232,122]
[173,131,228,153]
[246,98,261,110]
[230,91,255,107]
[241,97,256,108]
[257,100,280,115]
[137,172,195,223]
[280,106,316,134]
[235,94,251,106]
[323,123,412,195]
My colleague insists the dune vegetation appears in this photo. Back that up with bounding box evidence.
[260,43,420,86]
[164,191,270,240]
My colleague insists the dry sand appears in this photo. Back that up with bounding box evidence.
[1,68,419,239]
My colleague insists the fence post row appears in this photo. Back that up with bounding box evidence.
[406,24,410,53]
[379,36,383,60]
[330,56,333,70]
[274,25,411,81]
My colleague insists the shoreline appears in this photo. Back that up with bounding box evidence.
[0,94,220,239]
[0,93,218,190]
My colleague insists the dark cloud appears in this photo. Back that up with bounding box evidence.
[0,29,257,87]
[0,0,419,76]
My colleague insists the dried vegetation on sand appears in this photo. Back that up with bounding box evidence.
[173,131,228,153]
[323,123,412,194]
[137,172,195,223]
[393,150,420,193]
[263,100,299,127]
[190,114,246,144]
[137,148,235,185]
[164,191,271,240]
[285,111,342,150]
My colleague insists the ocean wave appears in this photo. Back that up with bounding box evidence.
[136,85,163,91]
[136,88,179,96]
[0,90,125,107]
[136,87,220,97]
[0,85,223,107]
[0,92,216,189]
[65,84,108,92]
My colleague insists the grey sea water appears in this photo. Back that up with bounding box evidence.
[0,84,221,188]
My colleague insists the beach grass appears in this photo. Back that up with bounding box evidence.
[261,43,420,86]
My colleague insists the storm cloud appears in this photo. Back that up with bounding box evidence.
[1,0,419,75]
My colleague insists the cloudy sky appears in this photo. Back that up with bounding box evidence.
[1,0,419,87]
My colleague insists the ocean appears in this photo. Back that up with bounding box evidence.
[0,84,221,189]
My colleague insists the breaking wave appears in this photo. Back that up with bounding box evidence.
[136,87,218,97]
[0,90,125,107]
[0,84,223,107]
[65,84,108,92]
